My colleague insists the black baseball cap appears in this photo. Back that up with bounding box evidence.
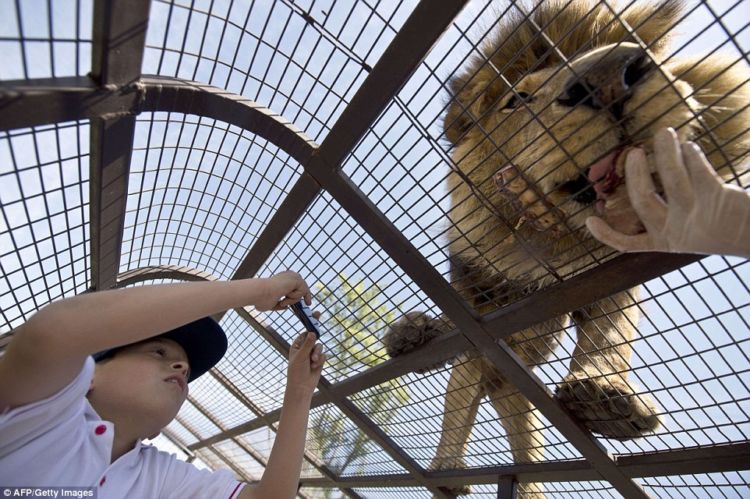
[92,317,227,383]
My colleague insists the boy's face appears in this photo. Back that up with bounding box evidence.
[89,338,191,435]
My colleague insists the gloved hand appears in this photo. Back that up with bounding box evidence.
[586,128,750,258]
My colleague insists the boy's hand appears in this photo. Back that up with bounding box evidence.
[586,128,750,258]
[287,327,325,395]
[255,271,312,311]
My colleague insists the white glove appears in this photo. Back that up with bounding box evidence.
[586,128,750,259]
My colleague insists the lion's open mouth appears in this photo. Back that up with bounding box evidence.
[494,144,648,237]
[585,145,647,235]
[588,148,627,213]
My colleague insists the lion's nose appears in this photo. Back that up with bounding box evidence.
[556,44,654,120]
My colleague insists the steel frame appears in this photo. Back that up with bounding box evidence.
[1,1,748,498]
[89,0,151,290]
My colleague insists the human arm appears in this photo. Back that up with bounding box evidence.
[238,330,325,499]
[586,128,750,258]
[0,271,310,410]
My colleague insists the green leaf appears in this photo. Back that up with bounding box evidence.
[308,275,411,474]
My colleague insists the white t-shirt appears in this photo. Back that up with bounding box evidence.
[0,356,246,499]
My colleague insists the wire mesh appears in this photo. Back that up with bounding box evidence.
[516,481,619,498]
[639,471,750,498]
[347,360,583,471]
[168,417,275,485]
[434,481,621,498]
[0,121,90,333]
[2,0,750,497]
[256,190,447,382]
[305,402,409,477]
[143,0,417,142]
[122,112,302,280]
[212,435,274,481]
[192,445,253,480]
[522,255,750,456]
[299,488,354,499]
[348,489,432,499]
[0,0,93,80]
[336,0,749,492]
[188,346,275,430]
[345,0,750,313]
[165,411,202,447]
[215,309,292,414]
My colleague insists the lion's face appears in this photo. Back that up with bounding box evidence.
[444,0,749,263]
[459,42,700,237]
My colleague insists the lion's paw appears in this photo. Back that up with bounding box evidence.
[438,484,471,497]
[428,457,472,496]
[555,374,662,440]
[382,312,447,370]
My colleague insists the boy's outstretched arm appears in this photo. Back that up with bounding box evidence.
[0,271,310,411]
[240,331,325,499]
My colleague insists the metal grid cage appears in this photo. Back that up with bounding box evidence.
[1,0,749,498]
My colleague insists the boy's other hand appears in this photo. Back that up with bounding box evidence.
[287,329,325,396]
[256,271,312,311]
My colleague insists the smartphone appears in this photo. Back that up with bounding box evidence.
[291,300,322,339]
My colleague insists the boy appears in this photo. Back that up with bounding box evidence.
[0,270,325,498]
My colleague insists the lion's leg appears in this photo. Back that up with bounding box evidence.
[556,288,661,439]
[486,383,545,497]
[429,354,484,495]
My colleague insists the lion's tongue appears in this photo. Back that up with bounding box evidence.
[587,150,619,199]
[588,148,645,236]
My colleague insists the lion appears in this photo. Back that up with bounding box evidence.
[383,0,750,495]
